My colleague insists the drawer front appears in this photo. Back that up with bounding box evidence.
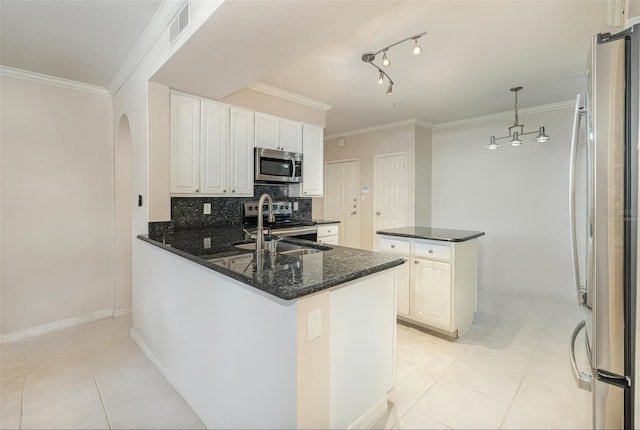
[378,236,411,255]
[414,241,451,261]
[317,224,338,237]
[318,235,338,245]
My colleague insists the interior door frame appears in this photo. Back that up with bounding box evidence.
[373,151,408,249]
[324,158,360,248]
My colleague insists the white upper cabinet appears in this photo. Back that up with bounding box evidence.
[254,112,279,150]
[229,107,254,196]
[301,123,324,196]
[170,94,200,194]
[255,113,303,153]
[280,118,303,153]
[200,100,229,195]
[170,92,254,197]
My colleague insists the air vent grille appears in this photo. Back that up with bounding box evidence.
[169,1,189,44]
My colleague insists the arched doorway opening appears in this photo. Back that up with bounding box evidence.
[114,114,132,316]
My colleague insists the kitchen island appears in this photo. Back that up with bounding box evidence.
[134,226,404,429]
[377,227,484,337]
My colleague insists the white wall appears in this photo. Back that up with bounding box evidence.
[1,75,114,334]
[431,107,574,298]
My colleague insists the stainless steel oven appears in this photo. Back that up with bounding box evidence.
[255,148,302,184]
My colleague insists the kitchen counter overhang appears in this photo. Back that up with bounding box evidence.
[137,225,404,301]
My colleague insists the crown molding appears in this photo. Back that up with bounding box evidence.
[325,118,433,140]
[0,66,110,96]
[245,82,333,112]
[432,99,575,129]
[107,0,186,95]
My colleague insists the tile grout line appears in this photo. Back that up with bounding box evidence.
[19,340,26,430]
[84,343,113,430]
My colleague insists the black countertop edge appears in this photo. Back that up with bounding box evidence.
[376,227,485,242]
[137,233,404,301]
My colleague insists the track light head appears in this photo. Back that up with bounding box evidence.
[485,136,499,150]
[412,38,422,55]
[382,50,390,66]
[378,71,384,84]
[386,83,393,96]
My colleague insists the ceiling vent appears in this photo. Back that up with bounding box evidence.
[169,1,190,44]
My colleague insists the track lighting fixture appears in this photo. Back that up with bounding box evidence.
[361,30,428,95]
[485,86,551,150]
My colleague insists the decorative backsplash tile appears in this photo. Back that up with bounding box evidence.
[171,185,313,229]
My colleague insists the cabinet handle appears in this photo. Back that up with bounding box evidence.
[390,244,395,248]
[414,260,419,264]
[195,189,199,192]
[428,249,434,254]
[223,189,227,193]
[327,230,331,234]
[376,211,381,216]
[232,190,235,193]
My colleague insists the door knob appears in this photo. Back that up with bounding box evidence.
[350,211,357,215]
[376,211,381,216]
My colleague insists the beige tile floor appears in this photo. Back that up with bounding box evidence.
[0,286,590,429]
[0,314,204,430]
[375,286,592,429]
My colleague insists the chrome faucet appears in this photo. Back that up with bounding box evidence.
[256,193,275,251]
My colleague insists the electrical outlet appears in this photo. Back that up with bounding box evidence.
[308,308,321,340]
[293,202,299,211]
[203,203,211,215]
[203,237,211,249]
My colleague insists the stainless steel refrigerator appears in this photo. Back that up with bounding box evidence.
[569,24,638,429]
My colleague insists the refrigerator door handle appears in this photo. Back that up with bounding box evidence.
[569,319,593,391]
[569,93,588,307]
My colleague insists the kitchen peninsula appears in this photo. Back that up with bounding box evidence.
[134,226,404,429]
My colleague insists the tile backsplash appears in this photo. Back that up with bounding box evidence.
[171,184,312,229]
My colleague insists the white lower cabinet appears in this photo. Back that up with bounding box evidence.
[317,223,339,245]
[412,258,451,329]
[377,234,478,337]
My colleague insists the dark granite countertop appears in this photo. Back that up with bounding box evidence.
[138,225,404,301]
[312,219,341,225]
[377,226,485,242]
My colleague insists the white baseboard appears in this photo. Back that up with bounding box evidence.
[1,308,113,343]
[348,398,389,429]
[129,328,171,381]
[113,307,132,319]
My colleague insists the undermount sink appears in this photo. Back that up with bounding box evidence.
[234,241,327,255]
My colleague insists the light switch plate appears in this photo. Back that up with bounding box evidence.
[308,308,321,340]
[203,237,211,249]
[203,203,211,215]
[293,202,299,211]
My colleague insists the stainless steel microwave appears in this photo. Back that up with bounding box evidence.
[254,148,302,183]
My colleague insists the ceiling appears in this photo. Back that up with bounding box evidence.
[0,0,636,135]
[0,0,162,87]
[155,0,631,135]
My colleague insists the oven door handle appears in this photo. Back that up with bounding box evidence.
[270,226,317,237]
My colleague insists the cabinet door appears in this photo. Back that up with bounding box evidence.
[200,100,229,194]
[412,259,451,329]
[302,123,324,196]
[280,118,303,153]
[170,94,200,193]
[396,259,410,316]
[254,112,279,150]
[229,107,255,196]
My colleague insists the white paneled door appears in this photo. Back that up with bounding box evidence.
[325,160,360,248]
[374,153,408,238]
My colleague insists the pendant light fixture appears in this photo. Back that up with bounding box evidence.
[485,86,551,150]
[361,30,428,96]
